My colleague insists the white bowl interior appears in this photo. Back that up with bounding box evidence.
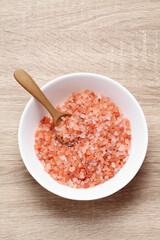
[19,73,148,200]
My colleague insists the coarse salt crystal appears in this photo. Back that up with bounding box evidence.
[73,177,78,182]
[106,115,111,120]
[60,155,67,161]
[79,172,85,179]
[81,114,85,119]
[101,158,104,163]
[69,166,75,172]
[97,127,102,132]
[80,133,86,138]
[111,162,116,168]
[78,151,82,158]
[112,136,117,143]
[61,117,66,121]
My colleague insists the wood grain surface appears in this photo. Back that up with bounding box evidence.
[0,1,160,239]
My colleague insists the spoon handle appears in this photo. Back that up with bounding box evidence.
[14,69,60,124]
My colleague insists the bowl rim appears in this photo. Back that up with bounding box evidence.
[18,72,148,200]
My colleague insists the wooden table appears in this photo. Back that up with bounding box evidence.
[0,1,160,239]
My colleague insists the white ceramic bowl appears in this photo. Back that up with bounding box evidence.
[19,73,148,200]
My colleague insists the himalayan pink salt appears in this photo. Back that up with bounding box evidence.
[34,89,131,189]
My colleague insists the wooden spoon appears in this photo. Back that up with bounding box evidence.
[14,69,73,146]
